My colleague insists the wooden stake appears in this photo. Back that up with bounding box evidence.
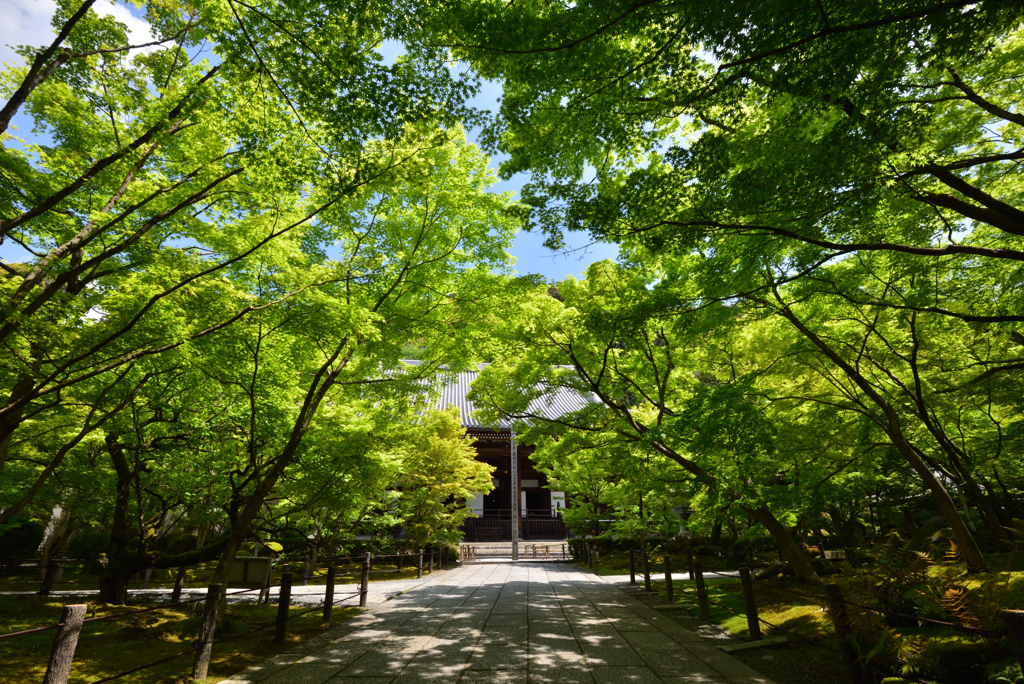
[417,549,423,578]
[323,566,337,622]
[693,562,710,621]
[629,549,636,585]
[170,567,186,603]
[739,567,761,640]
[274,569,292,645]
[360,553,370,608]
[664,555,673,603]
[42,604,86,684]
[642,547,651,591]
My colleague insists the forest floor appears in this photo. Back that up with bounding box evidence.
[0,564,462,683]
[0,594,360,684]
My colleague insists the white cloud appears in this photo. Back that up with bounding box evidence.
[1,0,59,68]
[1,0,155,69]
[94,0,156,49]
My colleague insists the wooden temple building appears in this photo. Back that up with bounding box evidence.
[408,361,590,542]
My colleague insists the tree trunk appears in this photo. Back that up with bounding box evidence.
[746,505,820,584]
[951,462,1010,546]
[99,436,137,604]
[771,298,989,572]
[36,509,74,580]
[97,563,133,604]
[894,440,988,571]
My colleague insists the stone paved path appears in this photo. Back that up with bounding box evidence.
[217,562,775,684]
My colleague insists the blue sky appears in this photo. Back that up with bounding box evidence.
[461,78,620,283]
[1,3,618,283]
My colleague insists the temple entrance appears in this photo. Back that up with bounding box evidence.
[462,431,567,542]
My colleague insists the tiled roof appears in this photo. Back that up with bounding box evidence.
[401,360,593,430]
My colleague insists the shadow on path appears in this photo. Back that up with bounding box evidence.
[216,563,776,684]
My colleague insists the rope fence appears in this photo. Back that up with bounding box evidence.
[606,547,1024,684]
[2,546,458,684]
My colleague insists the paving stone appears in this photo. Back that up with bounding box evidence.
[335,648,416,677]
[467,642,530,669]
[260,660,341,684]
[578,644,647,668]
[640,649,725,677]
[528,668,595,684]
[622,631,682,650]
[219,563,777,684]
[460,670,528,684]
[591,667,664,684]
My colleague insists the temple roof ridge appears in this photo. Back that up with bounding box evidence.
[397,360,591,430]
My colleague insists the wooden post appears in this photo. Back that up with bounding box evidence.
[191,584,222,680]
[739,567,761,640]
[629,549,636,585]
[1003,610,1024,671]
[429,548,434,573]
[642,547,651,591]
[562,543,566,560]
[359,553,370,608]
[693,561,710,621]
[323,566,337,622]
[417,549,423,578]
[825,584,865,684]
[42,604,87,684]
[171,567,187,603]
[258,563,272,607]
[687,551,695,581]
[274,568,292,645]
[664,555,673,603]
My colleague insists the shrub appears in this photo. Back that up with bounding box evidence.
[68,530,110,565]
[0,518,45,570]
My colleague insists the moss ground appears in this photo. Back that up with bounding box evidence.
[576,549,1024,683]
[0,594,359,684]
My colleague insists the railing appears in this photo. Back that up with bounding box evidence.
[464,518,514,542]
[524,517,566,540]
[473,508,567,519]
[464,510,567,541]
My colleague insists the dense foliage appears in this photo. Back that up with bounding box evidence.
[0,0,516,603]
[2,1,1023,677]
